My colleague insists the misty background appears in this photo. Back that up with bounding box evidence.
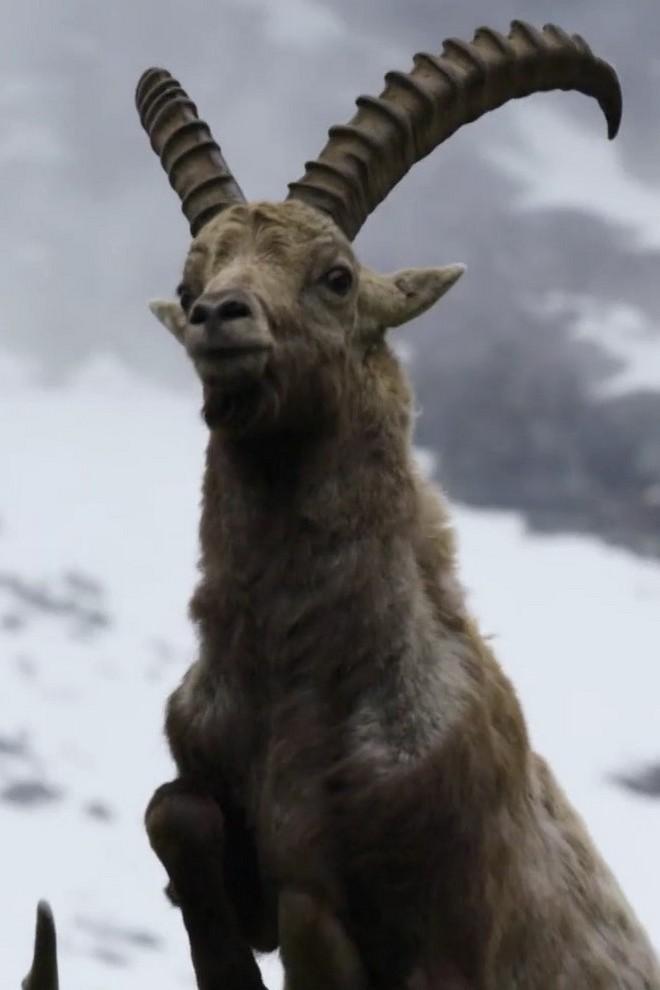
[3,0,660,556]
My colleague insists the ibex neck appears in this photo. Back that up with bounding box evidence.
[199,417,416,568]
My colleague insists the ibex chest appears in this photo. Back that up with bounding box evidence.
[169,539,467,817]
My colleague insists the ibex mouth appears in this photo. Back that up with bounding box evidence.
[192,343,271,360]
[193,344,271,389]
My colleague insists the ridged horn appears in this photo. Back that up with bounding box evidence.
[22,902,59,990]
[136,68,246,236]
[287,21,622,240]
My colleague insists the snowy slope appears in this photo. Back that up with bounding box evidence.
[2,356,658,989]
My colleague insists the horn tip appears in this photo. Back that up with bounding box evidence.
[607,94,623,140]
[135,66,172,105]
[603,70,623,140]
[23,899,58,990]
[33,899,57,950]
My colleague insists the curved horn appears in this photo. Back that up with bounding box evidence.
[22,902,59,990]
[287,21,622,240]
[136,68,246,236]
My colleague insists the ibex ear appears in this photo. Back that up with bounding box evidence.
[148,299,187,344]
[358,264,465,335]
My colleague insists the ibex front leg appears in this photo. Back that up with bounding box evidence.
[146,781,370,990]
[279,889,368,990]
[145,780,267,990]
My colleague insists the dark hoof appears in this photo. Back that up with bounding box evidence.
[145,780,224,875]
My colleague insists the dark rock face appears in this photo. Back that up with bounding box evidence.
[1,779,63,807]
[412,290,660,560]
[612,764,660,799]
[0,571,111,638]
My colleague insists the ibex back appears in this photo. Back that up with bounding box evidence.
[24,20,660,990]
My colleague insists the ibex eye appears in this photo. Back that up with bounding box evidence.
[323,266,353,296]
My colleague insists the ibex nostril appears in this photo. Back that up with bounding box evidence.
[190,302,212,325]
[190,297,253,326]
[217,298,252,322]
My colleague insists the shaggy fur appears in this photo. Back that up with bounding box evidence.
[146,200,660,990]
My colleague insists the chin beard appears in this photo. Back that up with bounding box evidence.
[201,359,344,437]
[201,382,277,433]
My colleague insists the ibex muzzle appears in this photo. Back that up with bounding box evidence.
[190,290,254,328]
[185,287,272,388]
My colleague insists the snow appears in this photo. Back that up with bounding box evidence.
[2,355,658,988]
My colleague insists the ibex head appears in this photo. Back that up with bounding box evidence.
[149,197,462,432]
[140,21,621,434]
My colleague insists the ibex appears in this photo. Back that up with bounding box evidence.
[23,20,660,990]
